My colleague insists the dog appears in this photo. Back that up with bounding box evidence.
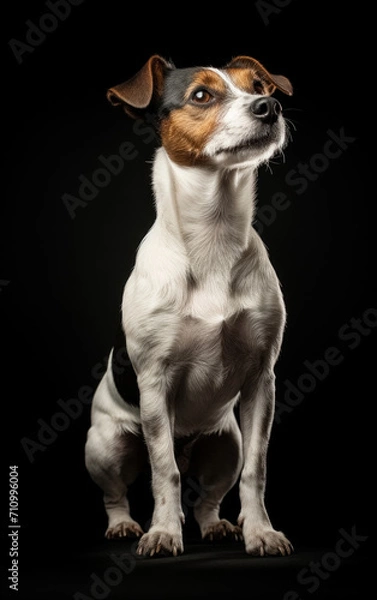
[85,54,294,557]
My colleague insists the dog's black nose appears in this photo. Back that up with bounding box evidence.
[250,97,282,124]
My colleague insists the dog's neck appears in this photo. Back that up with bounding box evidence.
[152,147,257,280]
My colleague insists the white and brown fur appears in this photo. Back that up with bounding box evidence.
[85,55,294,557]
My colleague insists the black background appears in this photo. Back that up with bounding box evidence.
[1,1,375,599]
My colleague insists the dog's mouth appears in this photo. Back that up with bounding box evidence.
[214,133,276,156]
[214,118,286,157]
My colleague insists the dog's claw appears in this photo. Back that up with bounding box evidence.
[137,531,183,557]
[203,519,243,543]
[244,529,293,557]
[105,521,144,540]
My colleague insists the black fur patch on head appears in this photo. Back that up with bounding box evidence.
[159,67,201,118]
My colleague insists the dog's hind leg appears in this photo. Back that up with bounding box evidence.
[86,417,147,538]
[85,376,148,539]
[191,413,243,541]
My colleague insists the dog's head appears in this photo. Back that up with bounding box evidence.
[107,55,293,169]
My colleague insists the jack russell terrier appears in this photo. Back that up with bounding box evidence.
[85,54,294,557]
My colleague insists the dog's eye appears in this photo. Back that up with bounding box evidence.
[253,80,265,94]
[191,89,213,104]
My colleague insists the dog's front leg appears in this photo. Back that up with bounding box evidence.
[137,379,184,557]
[238,371,293,556]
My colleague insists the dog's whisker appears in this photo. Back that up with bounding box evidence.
[285,118,298,132]
[283,107,304,114]
[264,162,274,174]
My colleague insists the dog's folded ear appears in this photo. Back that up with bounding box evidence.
[107,55,173,118]
[226,55,293,96]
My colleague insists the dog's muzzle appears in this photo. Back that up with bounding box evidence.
[250,97,282,125]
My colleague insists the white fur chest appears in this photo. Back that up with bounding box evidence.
[121,149,285,435]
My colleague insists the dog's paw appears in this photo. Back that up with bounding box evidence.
[136,530,183,557]
[203,519,243,542]
[105,521,144,539]
[243,527,293,556]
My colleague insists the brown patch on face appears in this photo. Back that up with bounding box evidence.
[184,70,228,100]
[160,70,227,167]
[226,67,275,96]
